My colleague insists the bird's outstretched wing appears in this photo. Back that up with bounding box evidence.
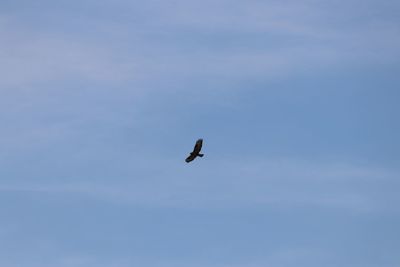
[185,154,196,163]
[193,139,203,154]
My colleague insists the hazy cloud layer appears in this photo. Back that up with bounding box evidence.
[1,1,399,267]
[1,159,398,213]
[1,0,399,88]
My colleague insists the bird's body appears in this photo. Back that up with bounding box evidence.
[185,139,204,163]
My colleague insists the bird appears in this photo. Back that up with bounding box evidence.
[185,139,204,163]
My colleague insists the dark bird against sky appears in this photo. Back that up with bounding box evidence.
[185,139,204,163]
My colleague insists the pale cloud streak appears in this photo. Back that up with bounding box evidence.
[1,159,397,213]
[1,0,399,89]
[0,17,136,88]
[0,2,399,267]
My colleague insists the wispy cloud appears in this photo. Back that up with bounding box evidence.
[1,0,398,89]
[0,17,135,88]
[1,159,398,213]
[0,246,396,267]
[0,2,399,267]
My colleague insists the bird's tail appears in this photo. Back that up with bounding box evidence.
[198,153,204,157]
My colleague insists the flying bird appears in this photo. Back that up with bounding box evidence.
[185,139,204,163]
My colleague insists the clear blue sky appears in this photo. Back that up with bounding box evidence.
[1,1,399,266]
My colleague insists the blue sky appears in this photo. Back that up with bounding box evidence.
[1,0,400,266]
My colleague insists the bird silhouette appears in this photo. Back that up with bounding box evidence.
[185,139,204,163]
